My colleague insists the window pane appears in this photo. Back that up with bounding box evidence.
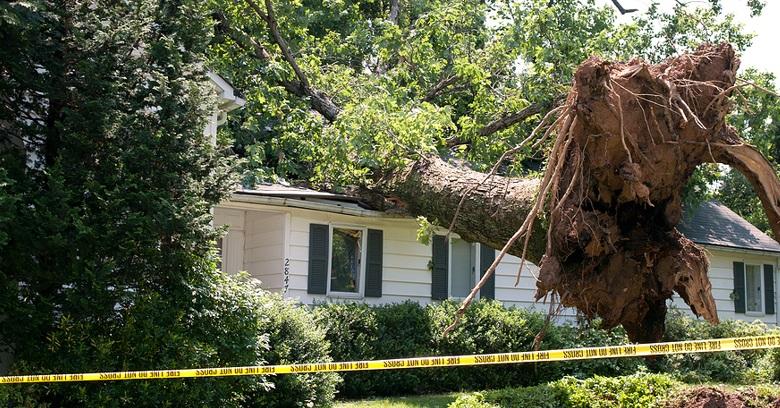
[451,239,474,298]
[746,264,762,313]
[331,228,362,293]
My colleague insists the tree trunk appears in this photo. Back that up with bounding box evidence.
[381,155,547,263]
[381,43,780,343]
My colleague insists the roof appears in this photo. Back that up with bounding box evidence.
[678,200,780,254]
[232,185,780,254]
[235,184,376,210]
[206,71,246,112]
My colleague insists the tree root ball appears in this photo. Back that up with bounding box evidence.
[533,43,762,342]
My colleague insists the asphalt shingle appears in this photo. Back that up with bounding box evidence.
[678,201,780,253]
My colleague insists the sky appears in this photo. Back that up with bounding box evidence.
[595,0,780,83]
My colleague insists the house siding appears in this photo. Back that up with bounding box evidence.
[214,207,287,290]
[244,211,286,291]
[669,247,779,325]
[216,199,775,326]
[218,201,559,311]
[213,208,245,275]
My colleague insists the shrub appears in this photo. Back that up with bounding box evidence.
[313,301,776,399]
[449,373,680,408]
[2,272,272,407]
[251,292,341,407]
[656,308,776,383]
[428,300,558,389]
[554,319,645,379]
[315,300,644,397]
[314,301,433,397]
[1,274,340,407]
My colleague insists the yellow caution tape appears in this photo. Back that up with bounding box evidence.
[2,335,779,384]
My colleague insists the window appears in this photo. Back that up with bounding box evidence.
[431,235,495,300]
[745,264,763,313]
[308,223,383,297]
[329,227,365,294]
[734,261,775,316]
[450,238,477,298]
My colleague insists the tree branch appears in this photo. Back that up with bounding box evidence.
[422,75,460,102]
[388,0,400,24]
[478,97,563,137]
[610,0,638,15]
[215,12,271,61]
[242,0,341,122]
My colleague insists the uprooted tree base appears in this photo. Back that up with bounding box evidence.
[382,43,780,343]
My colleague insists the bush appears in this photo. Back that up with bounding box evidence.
[553,319,645,380]
[449,373,680,408]
[1,274,339,407]
[251,292,340,407]
[315,300,645,397]
[315,301,778,399]
[428,300,561,389]
[656,308,777,383]
[314,301,433,397]
[2,272,271,407]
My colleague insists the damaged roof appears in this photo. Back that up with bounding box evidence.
[234,185,780,254]
[678,200,780,253]
[235,184,376,210]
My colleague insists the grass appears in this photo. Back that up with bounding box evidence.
[335,393,460,408]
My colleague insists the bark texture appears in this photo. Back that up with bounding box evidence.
[384,44,780,342]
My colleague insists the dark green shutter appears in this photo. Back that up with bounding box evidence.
[764,264,775,315]
[431,235,448,300]
[733,261,745,313]
[307,224,329,294]
[479,244,496,300]
[365,229,383,297]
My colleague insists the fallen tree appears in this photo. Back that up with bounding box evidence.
[383,43,780,342]
[221,1,780,342]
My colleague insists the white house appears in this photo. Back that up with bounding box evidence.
[214,187,780,326]
[675,201,779,324]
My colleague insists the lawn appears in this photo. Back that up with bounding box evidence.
[335,393,459,408]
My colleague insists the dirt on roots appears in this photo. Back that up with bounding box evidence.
[665,387,780,408]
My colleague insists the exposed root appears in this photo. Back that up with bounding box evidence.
[445,43,780,343]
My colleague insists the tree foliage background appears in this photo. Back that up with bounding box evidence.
[211,0,769,197]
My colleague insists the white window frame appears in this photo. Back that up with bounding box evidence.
[448,238,481,300]
[744,263,765,315]
[327,224,367,298]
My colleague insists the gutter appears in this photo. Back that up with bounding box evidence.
[700,243,780,258]
[225,192,407,219]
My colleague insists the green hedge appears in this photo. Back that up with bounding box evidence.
[0,275,340,408]
[315,302,777,399]
[4,296,775,405]
[448,373,681,408]
[450,374,780,408]
[314,300,643,398]
[655,308,779,383]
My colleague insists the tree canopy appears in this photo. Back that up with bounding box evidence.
[211,0,765,189]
